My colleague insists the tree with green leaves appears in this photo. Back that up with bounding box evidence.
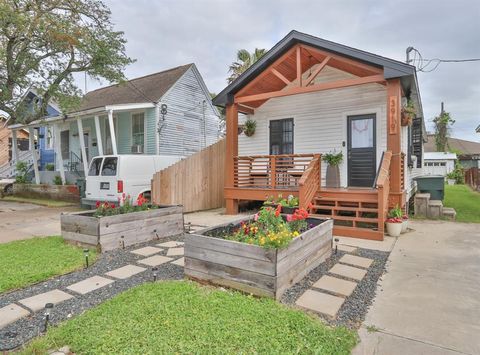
[433,109,455,152]
[227,48,266,84]
[0,0,134,124]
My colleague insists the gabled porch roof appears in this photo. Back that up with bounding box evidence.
[213,30,421,113]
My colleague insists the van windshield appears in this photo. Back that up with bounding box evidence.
[88,158,103,176]
[101,157,118,176]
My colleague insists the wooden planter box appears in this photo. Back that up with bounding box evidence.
[61,205,183,252]
[185,217,333,299]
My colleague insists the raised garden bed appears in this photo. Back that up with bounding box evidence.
[185,216,333,299]
[61,205,183,252]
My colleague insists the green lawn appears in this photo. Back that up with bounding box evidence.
[0,236,96,293]
[444,184,480,223]
[23,281,357,355]
[1,195,76,207]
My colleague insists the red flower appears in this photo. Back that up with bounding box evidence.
[110,203,116,209]
[275,210,280,217]
[95,201,101,208]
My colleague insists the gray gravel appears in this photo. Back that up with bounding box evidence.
[0,234,185,351]
[281,247,389,329]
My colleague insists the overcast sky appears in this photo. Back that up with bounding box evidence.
[86,0,480,141]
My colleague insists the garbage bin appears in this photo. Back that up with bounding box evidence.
[414,175,445,201]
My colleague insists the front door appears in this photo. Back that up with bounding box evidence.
[347,114,376,187]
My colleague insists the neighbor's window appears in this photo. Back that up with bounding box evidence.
[101,157,118,176]
[88,157,103,176]
[132,113,145,148]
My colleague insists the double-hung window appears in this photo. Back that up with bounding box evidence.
[132,113,145,148]
[269,118,294,155]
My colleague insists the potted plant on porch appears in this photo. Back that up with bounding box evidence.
[323,151,343,188]
[401,100,416,126]
[401,214,409,233]
[385,205,403,237]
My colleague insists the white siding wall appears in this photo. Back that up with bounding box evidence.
[238,66,387,187]
[159,66,220,156]
[401,121,425,201]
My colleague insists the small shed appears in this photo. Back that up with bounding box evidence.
[423,152,457,176]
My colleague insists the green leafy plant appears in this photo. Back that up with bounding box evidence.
[446,161,464,184]
[388,205,403,219]
[243,118,257,137]
[434,111,455,152]
[402,99,416,125]
[53,175,63,185]
[279,195,299,207]
[322,151,343,166]
[15,161,29,184]
[45,163,55,171]
[93,193,157,217]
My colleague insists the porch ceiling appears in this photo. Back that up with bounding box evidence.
[234,44,384,108]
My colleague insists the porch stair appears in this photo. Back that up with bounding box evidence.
[310,188,383,241]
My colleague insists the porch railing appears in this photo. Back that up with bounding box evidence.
[376,151,392,234]
[233,154,316,190]
[298,154,321,209]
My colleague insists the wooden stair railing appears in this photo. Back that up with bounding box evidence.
[376,151,392,234]
[298,154,321,209]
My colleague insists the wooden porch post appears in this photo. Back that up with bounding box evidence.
[28,127,40,184]
[225,103,239,214]
[386,79,403,207]
[108,109,118,155]
[94,115,104,156]
[11,129,18,163]
[77,118,89,172]
[53,123,66,184]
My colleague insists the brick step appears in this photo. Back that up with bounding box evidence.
[442,207,456,221]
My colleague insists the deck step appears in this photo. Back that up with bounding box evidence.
[311,214,378,223]
[314,196,378,204]
[333,225,383,241]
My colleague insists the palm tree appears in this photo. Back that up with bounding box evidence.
[227,48,267,84]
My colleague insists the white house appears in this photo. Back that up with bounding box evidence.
[423,152,457,176]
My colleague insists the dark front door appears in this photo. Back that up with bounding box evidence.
[347,114,376,187]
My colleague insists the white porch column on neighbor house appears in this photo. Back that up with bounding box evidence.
[154,103,160,155]
[108,109,118,155]
[77,118,89,172]
[94,115,104,156]
[11,129,18,162]
[53,123,66,184]
[27,127,40,184]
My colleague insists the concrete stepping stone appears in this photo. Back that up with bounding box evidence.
[171,257,184,267]
[157,241,184,248]
[131,246,163,256]
[0,303,30,329]
[295,289,345,318]
[67,276,114,295]
[339,254,373,268]
[166,247,184,256]
[138,255,172,267]
[329,264,367,281]
[312,275,357,297]
[18,289,74,312]
[105,264,146,279]
[337,245,357,253]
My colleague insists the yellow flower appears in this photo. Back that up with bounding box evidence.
[293,231,299,237]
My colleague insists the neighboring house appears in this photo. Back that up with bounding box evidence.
[0,115,29,167]
[424,134,480,169]
[9,64,220,184]
[213,30,425,241]
[423,152,457,176]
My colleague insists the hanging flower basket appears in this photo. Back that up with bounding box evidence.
[244,118,256,137]
[401,100,416,126]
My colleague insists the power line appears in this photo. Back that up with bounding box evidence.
[406,47,480,72]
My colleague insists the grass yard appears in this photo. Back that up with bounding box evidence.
[23,281,357,355]
[0,236,96,294]
[444,184,480,223]
[1,195,76,207]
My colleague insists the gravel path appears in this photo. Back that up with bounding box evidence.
[281,247,389,329]
[0,235,185,351]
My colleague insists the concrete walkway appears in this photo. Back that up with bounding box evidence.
[0,201,80,243]
[353,220,480,355]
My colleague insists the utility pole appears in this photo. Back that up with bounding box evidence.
[406,47,414,64]
[441,101,444,115]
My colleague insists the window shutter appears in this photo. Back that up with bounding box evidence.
[412,118,422,168]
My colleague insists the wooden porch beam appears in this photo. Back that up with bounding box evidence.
[77,118,89,173]
[225,103,239,214]
[237,104,255,115]
[296,46,302,87]
[28,127,40,184]
[300,44,383,75]
[303,56,331,87]
[107,109,118,155]
[53,123,66,184]
[270,68,291,85]
[235,74,385,104]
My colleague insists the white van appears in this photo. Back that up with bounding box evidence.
[84,155,182,207]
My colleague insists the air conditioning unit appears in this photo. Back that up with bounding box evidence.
[131,145,144,154]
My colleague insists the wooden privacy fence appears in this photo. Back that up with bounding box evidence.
[151,139,225,213]
[464,167,480,190]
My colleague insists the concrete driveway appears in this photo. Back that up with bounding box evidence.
[0,201,81,243]
[353,220,480,355]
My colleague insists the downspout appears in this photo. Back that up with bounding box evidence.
[154,103,160,155]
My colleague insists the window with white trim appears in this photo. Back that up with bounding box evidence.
[132,113,145,148]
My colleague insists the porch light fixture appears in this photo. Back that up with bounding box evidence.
[84,249,89,268]
[43,302,54,332]
[152,267,158,282]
